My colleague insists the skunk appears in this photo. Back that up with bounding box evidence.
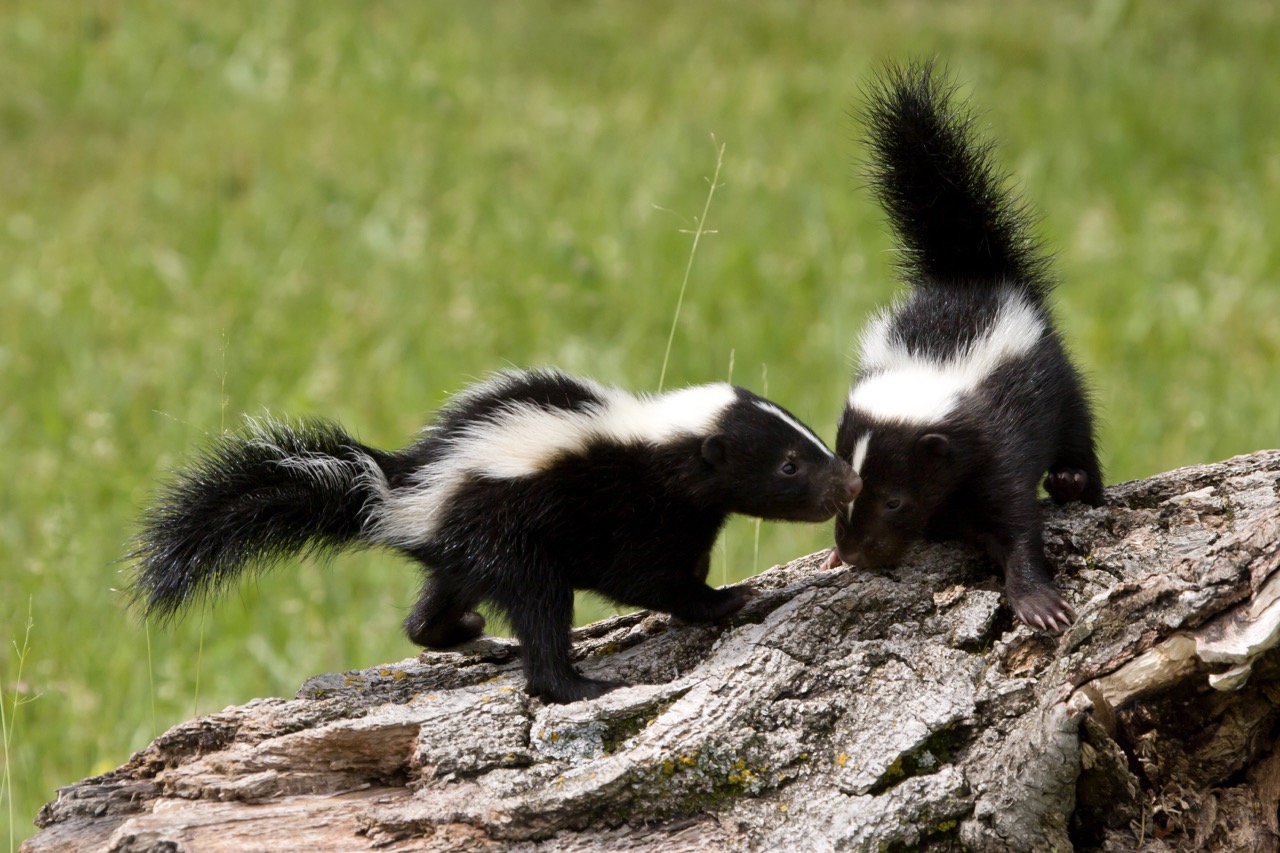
[132,367,859,704]
[826,62,1103,634]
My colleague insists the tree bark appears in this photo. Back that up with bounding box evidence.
[25,450,1280,853]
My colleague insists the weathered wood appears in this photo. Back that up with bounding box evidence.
[25,450,1280,852]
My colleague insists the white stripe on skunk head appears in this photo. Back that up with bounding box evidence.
[752,400,835,459]
[850,290,1045,425]
[844,432,872,518]
[369,378,740,547]
[850,432,871,474]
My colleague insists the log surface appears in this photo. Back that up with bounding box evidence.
[25,450,1280,852]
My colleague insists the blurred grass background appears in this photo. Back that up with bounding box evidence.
[2,1,1278,843]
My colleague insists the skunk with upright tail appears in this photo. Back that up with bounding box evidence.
[827,62,1103,633]
[132,368,859,703]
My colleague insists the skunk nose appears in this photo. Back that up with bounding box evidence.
[841,472,862,503]
[831,547,862,568]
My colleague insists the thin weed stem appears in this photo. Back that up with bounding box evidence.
[193,607,206,719]
[190,332,230,720]
[145,618,157,738]
[721,348,736,588]
[2,601,36,853]
[658,136,725,393]
[752,364,768,572]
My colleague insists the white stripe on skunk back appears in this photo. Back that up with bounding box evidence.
[849,289,1046,425]
[367,379,742,548]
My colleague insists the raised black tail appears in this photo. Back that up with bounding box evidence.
[862,60,1052,298]
[130,417,393,621]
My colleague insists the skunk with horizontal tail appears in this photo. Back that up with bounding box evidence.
[826,62,1103,633]
[133,367,859,703]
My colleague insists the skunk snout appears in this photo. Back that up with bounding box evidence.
[840,470,862,503]
[831,523,897,569]
[835,546,863,568]
[837,535,904,570]
[824,461,861,507]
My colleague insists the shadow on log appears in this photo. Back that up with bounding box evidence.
[24,450,1280,852]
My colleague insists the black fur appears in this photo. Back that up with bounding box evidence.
[132,368,859,703]
[831,62,1103,634]
[131,419,395,615]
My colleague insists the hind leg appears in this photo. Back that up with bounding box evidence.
[1046,451,1103,507]
[404,572,486,649]
[1047,384,1104,507]
[1044,468,1090,505]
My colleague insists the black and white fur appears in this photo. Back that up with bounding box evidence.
[132,368,859,703]
[827,62,1103,634]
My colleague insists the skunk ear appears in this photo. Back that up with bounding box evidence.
[701,434,727,465]
[919,433,951,457]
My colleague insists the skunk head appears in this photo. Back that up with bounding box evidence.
[831,406,971,568]
[697,389,860,523]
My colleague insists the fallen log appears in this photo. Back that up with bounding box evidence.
[25,450,1280,852]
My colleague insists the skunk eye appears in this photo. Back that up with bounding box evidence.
[780,461,798,476]
[885,497,903,511]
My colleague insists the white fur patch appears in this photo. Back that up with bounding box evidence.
[845,432,871,518]
[753,400,834,459]
[368,378,738,548]
[850,290,1045,425]
[850,433,871,474]
[855,311,898,374]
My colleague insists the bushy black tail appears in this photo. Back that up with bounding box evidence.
[130,417,392,621]
[862,60,1052,298]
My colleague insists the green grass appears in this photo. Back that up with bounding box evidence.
[3,2,1279,845]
